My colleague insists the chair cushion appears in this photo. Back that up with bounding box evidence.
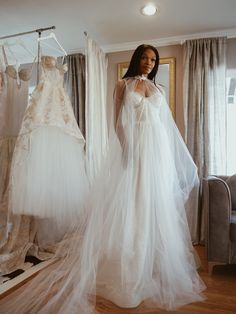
[226,174,236,211]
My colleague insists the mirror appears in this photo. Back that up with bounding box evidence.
[118,57,176,118]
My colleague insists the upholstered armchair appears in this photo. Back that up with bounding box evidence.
[203,175,236,274]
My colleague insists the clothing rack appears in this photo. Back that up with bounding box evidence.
[0,26,56,40]
[0,26,56,83]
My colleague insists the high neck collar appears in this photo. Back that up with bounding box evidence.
[134,75,148,81]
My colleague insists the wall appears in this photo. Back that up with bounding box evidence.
[107,38,236,137]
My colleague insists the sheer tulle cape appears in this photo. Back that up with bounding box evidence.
[0,77,205,313]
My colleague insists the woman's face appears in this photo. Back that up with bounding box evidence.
[138,48,156,76]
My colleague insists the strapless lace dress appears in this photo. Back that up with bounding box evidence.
[9,56,89,227]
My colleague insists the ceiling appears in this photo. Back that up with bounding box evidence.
[1,0,236,60]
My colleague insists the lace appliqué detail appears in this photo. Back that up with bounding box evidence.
[13,57,85,165]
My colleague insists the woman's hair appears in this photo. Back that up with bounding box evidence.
[123,44,159,82]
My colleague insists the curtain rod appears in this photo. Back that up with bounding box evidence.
[0,26,56,40]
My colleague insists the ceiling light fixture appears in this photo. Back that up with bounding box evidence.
[141,4,157,16]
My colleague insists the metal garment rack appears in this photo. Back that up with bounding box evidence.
[0,26,56,82]
[0,26,56,40]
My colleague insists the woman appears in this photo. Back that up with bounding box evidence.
[81,44,206,310]
[0,45,205,313]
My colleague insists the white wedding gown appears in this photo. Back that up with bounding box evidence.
[9,56,88,227]
[0,76,206,314]
[75,77,206,311]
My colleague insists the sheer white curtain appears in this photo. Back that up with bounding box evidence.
[85,37,108,182]
[183,37,227,243]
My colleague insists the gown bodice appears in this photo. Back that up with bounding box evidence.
[122,84,164,125]
[16,56,84,146]
[0,51,29,137]
[40,56,68,87]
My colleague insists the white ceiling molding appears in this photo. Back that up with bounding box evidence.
[101,28,236,53]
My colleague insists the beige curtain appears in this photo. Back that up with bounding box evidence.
[183,37,227,243]
[64,53,86,137]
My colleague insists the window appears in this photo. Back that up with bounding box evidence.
[226,74,236,175]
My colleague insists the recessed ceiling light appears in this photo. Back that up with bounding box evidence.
[141,4,157,16]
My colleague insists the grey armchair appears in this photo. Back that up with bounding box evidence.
[203,175,236,274]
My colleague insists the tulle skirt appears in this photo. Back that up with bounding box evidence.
[9,126,89,227]
[72,117,206,311]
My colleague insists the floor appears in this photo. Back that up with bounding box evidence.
[1,246,236,313]
[95,246,236,314]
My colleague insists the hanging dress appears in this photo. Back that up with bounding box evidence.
[9,56,89,228]
[0,46,32,274]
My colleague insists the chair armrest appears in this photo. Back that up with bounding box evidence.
[203,176,231,263]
